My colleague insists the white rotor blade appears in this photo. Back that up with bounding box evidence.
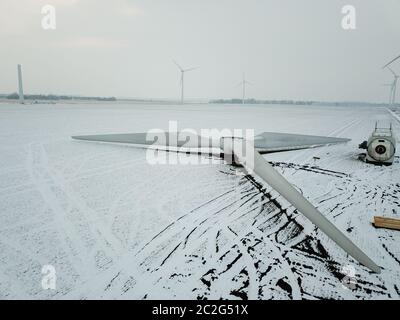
[184,67,197,72]
[230,144,381,273]
[383,54,400,69]
[173,60,183,71]
[72,132,222,156]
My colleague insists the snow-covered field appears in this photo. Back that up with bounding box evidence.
[0,102,399,300]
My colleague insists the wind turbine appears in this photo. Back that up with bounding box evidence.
[386,67,399,107]
[173,60,196,104]
[72,130,381,273]
[238,73,251,104]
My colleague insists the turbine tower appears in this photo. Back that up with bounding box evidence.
[17,64,24,104]
[383,83,393,105]
[173,60,196,104]
[386,67,399,107]
[238,73,251,104]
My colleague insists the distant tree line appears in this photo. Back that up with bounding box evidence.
[5,93,117,102]
[210,98,313,105]
[209,98,391,107]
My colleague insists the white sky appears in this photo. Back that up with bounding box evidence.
[0,0,399,102]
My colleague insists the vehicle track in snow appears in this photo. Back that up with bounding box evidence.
[78,159,385,299]
[25,140,399,300]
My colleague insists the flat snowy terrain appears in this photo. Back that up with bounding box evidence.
[0,102,399,299]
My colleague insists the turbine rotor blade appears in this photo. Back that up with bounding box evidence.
[183,67,197,72]
[173,60,183,71]
[72,132,222,155]
[383,54,400,69]
[227,141,381,273]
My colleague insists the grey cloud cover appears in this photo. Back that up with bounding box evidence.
[0,0,399,102]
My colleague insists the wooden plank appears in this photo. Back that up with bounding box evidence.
[373,216,400,231]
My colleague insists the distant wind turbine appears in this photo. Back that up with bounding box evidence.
[238,73,251,104]
[173,60,197,104]
[386,67,399,107]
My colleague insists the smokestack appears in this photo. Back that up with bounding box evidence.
[17,64,24,104]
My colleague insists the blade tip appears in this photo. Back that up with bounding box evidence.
[372,265,382,274]
[71,135,87,140]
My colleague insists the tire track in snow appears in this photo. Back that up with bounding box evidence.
[26,143,91,279]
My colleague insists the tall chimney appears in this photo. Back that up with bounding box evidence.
[17,64,24,104]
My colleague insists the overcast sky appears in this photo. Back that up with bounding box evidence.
[0,0,399,102]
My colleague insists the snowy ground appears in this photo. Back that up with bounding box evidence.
[0,102,399,300]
